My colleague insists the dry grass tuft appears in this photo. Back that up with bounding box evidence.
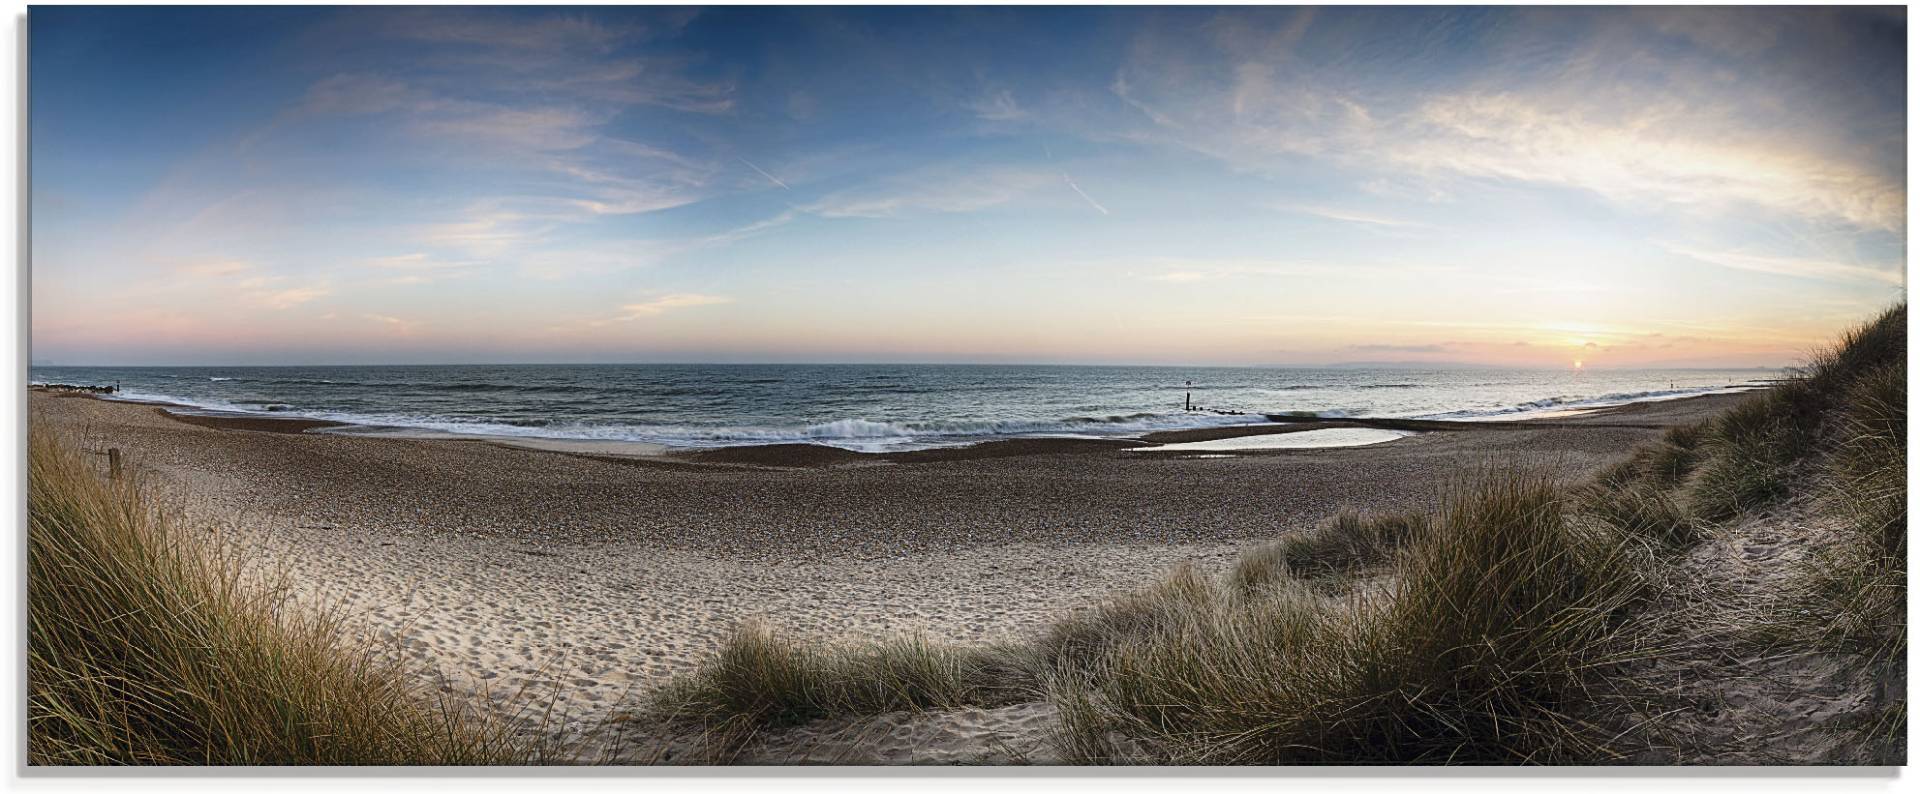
[1045,470,1657,764]
[645,622,1037,757]
[1229,510,1427,591]
[28,427,523,765]
[1583,480,1697,548]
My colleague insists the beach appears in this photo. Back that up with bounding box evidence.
[29,388,1754,761]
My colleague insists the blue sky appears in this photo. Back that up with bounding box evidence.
[30,6,1907,366]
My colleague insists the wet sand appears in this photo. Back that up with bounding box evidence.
[28,389,1749,759]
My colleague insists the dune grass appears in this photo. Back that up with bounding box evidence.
[27,426,523,765]
[1596,424,1704,492]
[1043,470,1657,764]
[1229,510,1428,591]
[1583,421,1706,550]
[1690,305,1905,523]
[1783,308,1906,763]
[1815,361,1906,665]
[642,622,1040,759]
[1687,393,1811,521]
[1582,476,1697,548]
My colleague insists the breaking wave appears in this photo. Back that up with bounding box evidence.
[107,390,1265,451]
[311,411,1270,452]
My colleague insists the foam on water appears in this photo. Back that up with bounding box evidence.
[308,410,1268,452]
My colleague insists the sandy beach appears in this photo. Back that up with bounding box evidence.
[29,389,1752,761]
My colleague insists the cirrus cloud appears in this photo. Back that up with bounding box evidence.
[617,293,734,319]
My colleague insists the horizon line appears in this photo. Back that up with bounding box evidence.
[29,360,1792,372]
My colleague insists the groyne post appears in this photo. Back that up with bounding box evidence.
[108,448,121,480]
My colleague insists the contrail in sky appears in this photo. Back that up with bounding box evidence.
[738,157,791,190]
[1062,172,1109,215]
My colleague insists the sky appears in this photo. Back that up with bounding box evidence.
[29,6,1908,368]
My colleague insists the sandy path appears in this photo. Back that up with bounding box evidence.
[1616,496,1894,764]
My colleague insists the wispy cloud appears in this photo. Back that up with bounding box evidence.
[285,37,732,225]
[1664,243,1906,286]
[548,148,717,216]
[698,210,800,248]
[805,167,1054,218]
[408,103,602,152]
[297,75,608,153]
[1348,343,1450,354]
[364,313,421,334]
[382,9,634,53]
[1394,92,1905,232]
[256,286,331,310]
[296,73,420,117]
[172,259,330,310]
[1278,205,1426,229]
[968,89,1026,122]
[611,293,733,321]
[372,8,730,113]
[178,259,255,278]
[362,253,475,270]
[1100,9,1905,233]
[414,203,565,258]
[1140,259,1357,283]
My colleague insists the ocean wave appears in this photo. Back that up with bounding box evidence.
[110,390,259,414]
[406,382,541,393]
[260,378,349,387]
[1421,385,1755,420]
[243,377,679,396]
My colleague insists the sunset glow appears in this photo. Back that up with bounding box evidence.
[29,7,1906,367]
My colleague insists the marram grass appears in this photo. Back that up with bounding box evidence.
[27,426,524,765]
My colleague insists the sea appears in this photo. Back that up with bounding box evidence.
[30,364,1779,452]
